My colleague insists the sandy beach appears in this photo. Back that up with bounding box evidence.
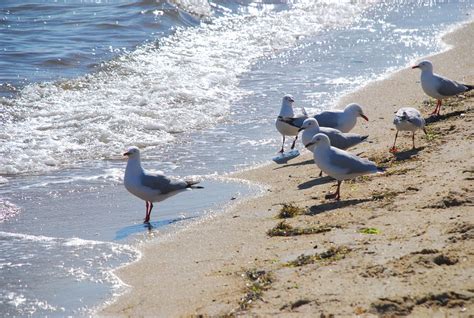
[100,20,474,317]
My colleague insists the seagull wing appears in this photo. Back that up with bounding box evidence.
[329,148,377,176]
[314,111,339,128]
[141,172,188,194]
[436,75,469,96]
[279,115,307,128]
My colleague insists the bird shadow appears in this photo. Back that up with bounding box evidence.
[307,198,372,216]
[273,159,314,170]
[297,176,334,189]
[392,147,424,161]
[114,216,196,240]
[424,110,465,124]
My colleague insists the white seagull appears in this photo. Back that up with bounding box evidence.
[390,107,427,153]
[305,134,383,200]
[123,147,202,223]
[313,103,368,133]
[299,118,368,152]
[275,94,308,153]
[412,60,473,116]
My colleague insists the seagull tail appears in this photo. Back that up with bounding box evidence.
[361,135,369,142]
[465,84,474,91]
[186,180,204,189]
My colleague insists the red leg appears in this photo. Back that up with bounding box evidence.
[144,201,149,223]
[389,131,399,153]
[431,99,441,116]
[334,181,341,201]
[144,201,153,223]
[325,180,342,200]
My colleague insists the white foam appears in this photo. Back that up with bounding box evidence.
[172,0,213,17]
[0,200,21,223]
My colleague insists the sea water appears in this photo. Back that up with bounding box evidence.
[0,0,473,316]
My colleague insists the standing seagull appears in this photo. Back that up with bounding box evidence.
[275,94,308,153]
[299,118,368,152]
[390,107,427,153]
[412,60,473,116]
[305,134,383,200]
[123,147,202,223]
[313,103,368,133]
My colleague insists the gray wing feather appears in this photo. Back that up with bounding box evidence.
[407,116,425,129]
[141,173,187,194]
[330,149,377,175]
[437,76,469,96]
[314,112,338,128]
[279,115,307,128]
[321,128,365,150]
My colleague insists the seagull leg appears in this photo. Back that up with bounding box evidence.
[144,202,149,223]
[335,181,341,200]
[279,136,285,153]
[290,136,298,150]
[144,201,153,223]
[389,131,398,153]
[431,99,441,116]
[325,180,342,200]
[412,132,416,149]
[319,170,323,177]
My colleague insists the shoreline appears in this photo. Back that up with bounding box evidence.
[100,20,474,317]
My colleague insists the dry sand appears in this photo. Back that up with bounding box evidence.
[100,21,474,317]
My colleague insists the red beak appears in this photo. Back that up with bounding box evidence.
[361,114,369,121]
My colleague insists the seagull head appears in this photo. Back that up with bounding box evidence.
[298,118,319,132]
[412,60,433,72]
[123,146,140,159]
[346,103,368,121]
[282,94,295,105]
[305,133,330,149]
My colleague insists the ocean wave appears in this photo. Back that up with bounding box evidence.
[1,1,364,176]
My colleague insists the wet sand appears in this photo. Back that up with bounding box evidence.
[100,21,474,317]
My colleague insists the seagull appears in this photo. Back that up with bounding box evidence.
[305,134,383,200]
[299,118,368,152]
[275,94,308,153]
[412,60,473,116]
[313,103,368,133]
[390,107,427,153]
[123,147,202,223]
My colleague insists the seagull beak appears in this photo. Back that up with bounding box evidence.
[289,97,295,102]
[361,114,369,121]
[411,65,419,69]
[305,142,315,149]
[298,127,305,132]
[123,151,131,157]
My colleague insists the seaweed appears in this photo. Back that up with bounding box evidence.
[267,221,333,237]
[238,269,274,310]
[277,203,306,219]
[286,246,351,267]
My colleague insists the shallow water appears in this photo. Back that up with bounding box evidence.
[0,0,473,316]
[0,175,258,316]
